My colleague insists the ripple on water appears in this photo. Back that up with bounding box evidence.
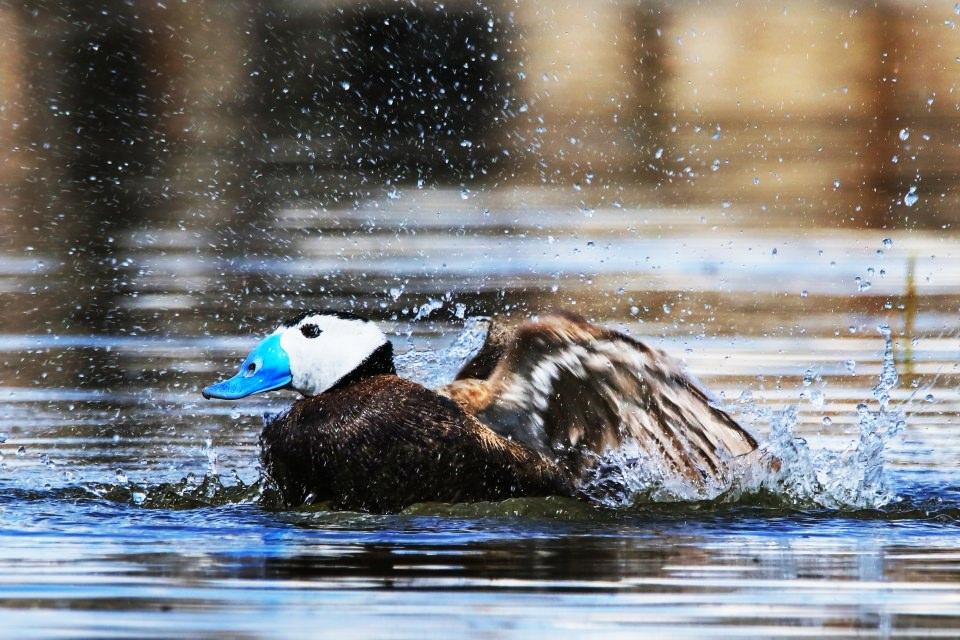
[3,210,960,636]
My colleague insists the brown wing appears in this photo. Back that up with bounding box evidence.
[440,312,757,488]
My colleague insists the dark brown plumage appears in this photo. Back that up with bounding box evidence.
[260,375,573,512]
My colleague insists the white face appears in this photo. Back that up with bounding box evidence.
[275,313,388,396]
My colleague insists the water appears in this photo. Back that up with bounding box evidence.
[2,188,960,637]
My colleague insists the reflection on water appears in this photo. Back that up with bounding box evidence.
[2,496,960,638]
[1,183,960,636]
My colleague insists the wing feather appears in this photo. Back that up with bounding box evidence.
[440,312,757,488]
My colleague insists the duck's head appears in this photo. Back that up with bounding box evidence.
[202,311,394,400]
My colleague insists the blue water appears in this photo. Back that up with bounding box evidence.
[4,487,960,638]
[2,194,960,637]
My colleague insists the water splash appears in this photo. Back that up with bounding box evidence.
[752,324,905,509]
[579,441,729,505]
[83,473,269,509]
[395,316,490,389]
[583,324,906,511]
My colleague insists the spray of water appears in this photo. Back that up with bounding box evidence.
[581,323,907,510]
[394,316,491,389]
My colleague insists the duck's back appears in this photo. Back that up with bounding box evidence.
[260,375,572,512]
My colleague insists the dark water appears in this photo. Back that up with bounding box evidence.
[2,188,960,637]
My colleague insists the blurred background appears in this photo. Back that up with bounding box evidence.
[0,0,958,382]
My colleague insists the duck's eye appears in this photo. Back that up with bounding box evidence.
[244,361,257,377]
[300,323,322,339]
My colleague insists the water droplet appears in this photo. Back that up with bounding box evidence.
[882,237,893,249]
[904,186,919,207]
[925,393,935,403]
[898,128,910,141]
[811,389,825,408]
[654,148,664,160]
[132,491,146,505]
[845,359,857,373]
[340,81,351,90]
[661,304,672,315]
[16,446,25,457]
[821,416,833,426]
[832,179,841,190]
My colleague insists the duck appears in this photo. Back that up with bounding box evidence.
[202,310,758,512]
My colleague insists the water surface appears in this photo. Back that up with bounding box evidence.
[1,190,959,638]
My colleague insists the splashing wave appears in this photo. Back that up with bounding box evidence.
[581,324,907,511]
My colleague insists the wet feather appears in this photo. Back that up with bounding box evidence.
[439,312,757,488]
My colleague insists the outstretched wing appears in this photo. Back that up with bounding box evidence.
[440,312,756,487]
